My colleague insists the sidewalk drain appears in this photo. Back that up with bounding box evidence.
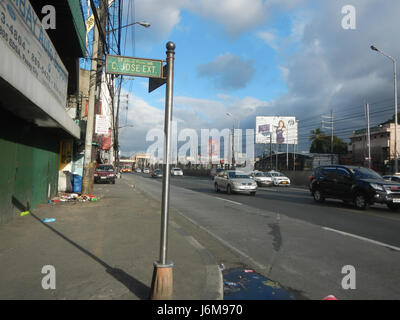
[223,268,294,300]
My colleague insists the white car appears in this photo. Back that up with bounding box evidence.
[268,171,291,186]
[171,168,184,176]
[249,171,273,187]
[143,168,151,174]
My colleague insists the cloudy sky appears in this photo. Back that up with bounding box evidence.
[95,0,400,156]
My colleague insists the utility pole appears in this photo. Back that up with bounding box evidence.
[82,1,106,195]
[232,124,235,169]
[286,129,289,170]
[365,102,372,168]
[322,111,334,165]
[270,133,273,170]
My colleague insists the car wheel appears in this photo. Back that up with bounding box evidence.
[227,185,232,195]
[354,193,369,210]
[313,189,325,203]
[387,203,400,212]
[215,183,220,193]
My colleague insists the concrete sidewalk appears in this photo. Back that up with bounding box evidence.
[0,176,223,300]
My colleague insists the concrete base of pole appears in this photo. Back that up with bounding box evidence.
[149,261,174,300]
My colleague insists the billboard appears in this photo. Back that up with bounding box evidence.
[256,117,298,145]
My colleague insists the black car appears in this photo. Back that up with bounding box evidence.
[309,165,400,211]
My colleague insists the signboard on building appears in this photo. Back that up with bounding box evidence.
[95,115,109,135]
[0,0,69,106]
[256,117,298,145]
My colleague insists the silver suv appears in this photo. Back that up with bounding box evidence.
[214,171,258,196]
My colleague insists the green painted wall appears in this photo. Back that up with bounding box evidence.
[0,111,60,225]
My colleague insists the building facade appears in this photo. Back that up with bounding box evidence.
[0,0,86,224]
[349,123,400,171]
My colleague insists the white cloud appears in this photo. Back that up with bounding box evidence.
[186,0,269,36]
[258,30,279,50]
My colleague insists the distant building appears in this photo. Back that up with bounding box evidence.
[349,123,400,171]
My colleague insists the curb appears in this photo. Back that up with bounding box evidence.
[124,178,224,300]
[170,220,224,300]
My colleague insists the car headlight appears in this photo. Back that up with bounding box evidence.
[370,183,384,191]
[233,182,240,186]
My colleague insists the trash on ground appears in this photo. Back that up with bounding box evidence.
[42,218,56,223]
[48,193,100,204]
[225,281,239,287]
[20,211,30,217]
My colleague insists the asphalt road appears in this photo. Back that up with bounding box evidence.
[167,175,400,248]
[124,173,400,300]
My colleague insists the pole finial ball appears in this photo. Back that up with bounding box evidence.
[166,41,176,51]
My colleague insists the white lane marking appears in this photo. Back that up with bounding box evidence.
[215,197,243,206]
[290,187,310,192]
[322,227,400,252]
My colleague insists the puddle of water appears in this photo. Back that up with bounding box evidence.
[223,268,294,300]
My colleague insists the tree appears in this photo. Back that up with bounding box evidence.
[309,128,328,153]
[309,128,348,154]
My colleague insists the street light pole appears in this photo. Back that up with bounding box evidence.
[371,45,398,173]
[227,113,240,169]
[106,21,151,34]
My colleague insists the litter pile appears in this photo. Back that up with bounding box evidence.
[48,193,98,204]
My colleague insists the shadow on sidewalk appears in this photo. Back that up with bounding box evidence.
[30,213,150,300]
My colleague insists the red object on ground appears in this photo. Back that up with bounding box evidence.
[323,295,338,300]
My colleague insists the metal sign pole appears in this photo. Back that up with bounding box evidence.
[150,42,176,300]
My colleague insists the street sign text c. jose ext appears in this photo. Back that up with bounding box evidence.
[106,55,164,79]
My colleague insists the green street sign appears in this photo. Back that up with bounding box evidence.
[106,55,164,78]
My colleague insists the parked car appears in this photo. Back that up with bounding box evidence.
[249,171,273,187]
[214,171,257,196]
[310,165,400,211]
[210,168,226,180]
[268,171,291,186]
[143,168,151,174]
[135,168,142,173]
[382,175,400,183]
[171,168,184,176]
[152,169,163,178]
[94,165,116,184]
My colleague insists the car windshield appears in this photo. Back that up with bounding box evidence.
[174,169,182,171]
[229,173,250,179]
[97,166,114,171]
[350,168,383,180]
[270,172,284,177]
[254,172,265,177]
